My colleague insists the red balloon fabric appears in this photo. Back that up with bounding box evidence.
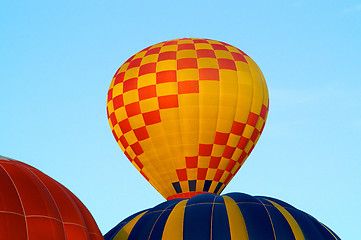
[0,155,104,240]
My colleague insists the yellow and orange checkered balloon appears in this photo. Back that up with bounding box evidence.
[107,38,269,200]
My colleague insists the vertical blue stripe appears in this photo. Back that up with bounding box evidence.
[258,198,296,240]
[127,210,161,240]
[225,192,275,239]
[214,182,223,193]
[183,193,216,240]
[203,180,212,191]
[128,200,181,240]
[172,182,182,193]
[148,202,179,240]
[188,180,196,191]
[212,196,231,240]
[104,210,147,240]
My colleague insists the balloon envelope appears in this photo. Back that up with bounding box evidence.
[107,38,269,200]
[104,193,339,240]
[0,155,103,240]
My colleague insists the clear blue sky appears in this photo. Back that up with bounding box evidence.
[1,1,360,239]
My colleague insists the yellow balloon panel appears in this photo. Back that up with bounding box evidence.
[107,38,269,200]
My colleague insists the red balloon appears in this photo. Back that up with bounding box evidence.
[0,155,104,240]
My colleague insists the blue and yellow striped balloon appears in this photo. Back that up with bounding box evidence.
[104,193,339,240]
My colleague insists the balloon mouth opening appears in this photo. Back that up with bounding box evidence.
[167,191,216,200]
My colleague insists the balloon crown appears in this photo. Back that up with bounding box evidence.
[107,38,269,200]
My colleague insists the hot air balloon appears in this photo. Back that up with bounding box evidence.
[107,38,269,200]
[104,193,340,240]
[0,155,104,240]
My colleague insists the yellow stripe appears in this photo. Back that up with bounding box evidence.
[223,196,248,240]
[162,200,187,240]
[265,199,305,240]
[113,211,147,240]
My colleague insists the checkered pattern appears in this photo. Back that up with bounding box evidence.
[107,38,269,200]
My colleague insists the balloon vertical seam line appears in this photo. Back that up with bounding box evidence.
[0,162,30,240]
[195,38,202,194]
[134,45,166,198]
[146,200,180,240]
[266,199,305,240]
[223,195,249,239]
[25,166,68,239]
[174,38,187,196]
[209,40,222,195]
[161,200,186,240]
[229,49,245,169]
[147,40,175,198]
[209,195,217,240]
[115,211,147,239]
[157,39,181,198]
[253,57,267,151]
[226,47,239,186]
[258,198,277,240]
[240,54,255,167]
[223,44,242,191]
